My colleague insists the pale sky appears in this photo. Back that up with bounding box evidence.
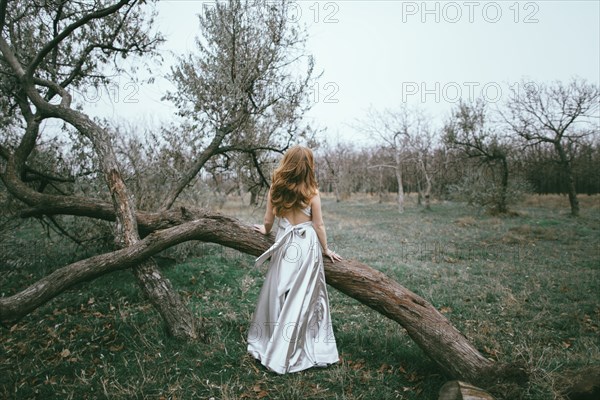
[81,0,600,145]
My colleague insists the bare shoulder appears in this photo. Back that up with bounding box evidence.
[310,190,321,204]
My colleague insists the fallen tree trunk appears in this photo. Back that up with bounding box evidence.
[0,209,524,385]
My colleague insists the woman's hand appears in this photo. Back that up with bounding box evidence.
[324,248,343,263]
[253,224,268,235]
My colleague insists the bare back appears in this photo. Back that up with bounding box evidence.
[280,203,312,226]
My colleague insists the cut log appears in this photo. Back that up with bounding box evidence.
[438,380,495,400]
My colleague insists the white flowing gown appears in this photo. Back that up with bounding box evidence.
[247,207,339,374]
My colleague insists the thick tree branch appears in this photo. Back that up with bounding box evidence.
[0,36,26,77]
[250,150,270,187]
[33,77,71,107]
[22,168,75,184]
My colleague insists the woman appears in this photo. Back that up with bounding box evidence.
[248,145,342,374]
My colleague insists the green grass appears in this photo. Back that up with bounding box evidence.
[1,195,599,399]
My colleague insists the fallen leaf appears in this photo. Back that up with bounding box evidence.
[109,345,124,352]
[44,376,57,385]
[483,345,500,357]
[377,363,391,373]
[406,372,423,382]
[60,349,71,358]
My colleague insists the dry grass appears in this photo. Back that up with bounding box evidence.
[521,194,600,209]
[502,224,561,244]
[455,216,477,227]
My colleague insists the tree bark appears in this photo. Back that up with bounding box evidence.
[1,208,525,386]
[498,156,509,214]
[438,381,495,400]
[554,141,580,217]
[132,258,198,339]
[378,167,384,204]
[395,151,405,213]
[421,160,433,211]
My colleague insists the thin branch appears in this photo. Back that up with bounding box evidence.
[23,168,74,184]
[25,0,131,77]
[45,215,83,245]
[250,150,269,187]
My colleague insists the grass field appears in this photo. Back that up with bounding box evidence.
[1,194,599,399]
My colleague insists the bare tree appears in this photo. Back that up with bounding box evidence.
[357,105,429,213]
[408,122,438,210]
[317,140,355,202]
[503,78,599,216]
[444,99,512,214]
[160,0,315,211]
[0,0,201,339]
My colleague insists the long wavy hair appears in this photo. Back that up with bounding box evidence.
[270,146,318,217]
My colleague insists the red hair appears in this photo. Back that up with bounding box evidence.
[270,146,318,217]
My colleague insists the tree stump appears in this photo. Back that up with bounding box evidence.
[438,380,495,400]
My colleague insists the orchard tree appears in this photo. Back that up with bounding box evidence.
[504,78,599,216]
[409,122,437,210]
[444,99,513,214]
[356,105,428,213]
[0,0,205,338]
[161,0,316,211]
[316,140,366,201]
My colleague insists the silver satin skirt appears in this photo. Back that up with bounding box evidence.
[247,218,339,374]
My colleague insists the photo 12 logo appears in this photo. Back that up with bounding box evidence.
[401,81,503,104]
[401,80,544,104]
[400,1,540,23]
[202,1,341,24]
[71,81,140,105]
[282,80,340,104]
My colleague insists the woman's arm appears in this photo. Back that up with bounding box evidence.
[311,191,342,262]
[254,189,275,235]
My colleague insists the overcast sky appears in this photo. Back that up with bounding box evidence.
[83,0,600,146]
